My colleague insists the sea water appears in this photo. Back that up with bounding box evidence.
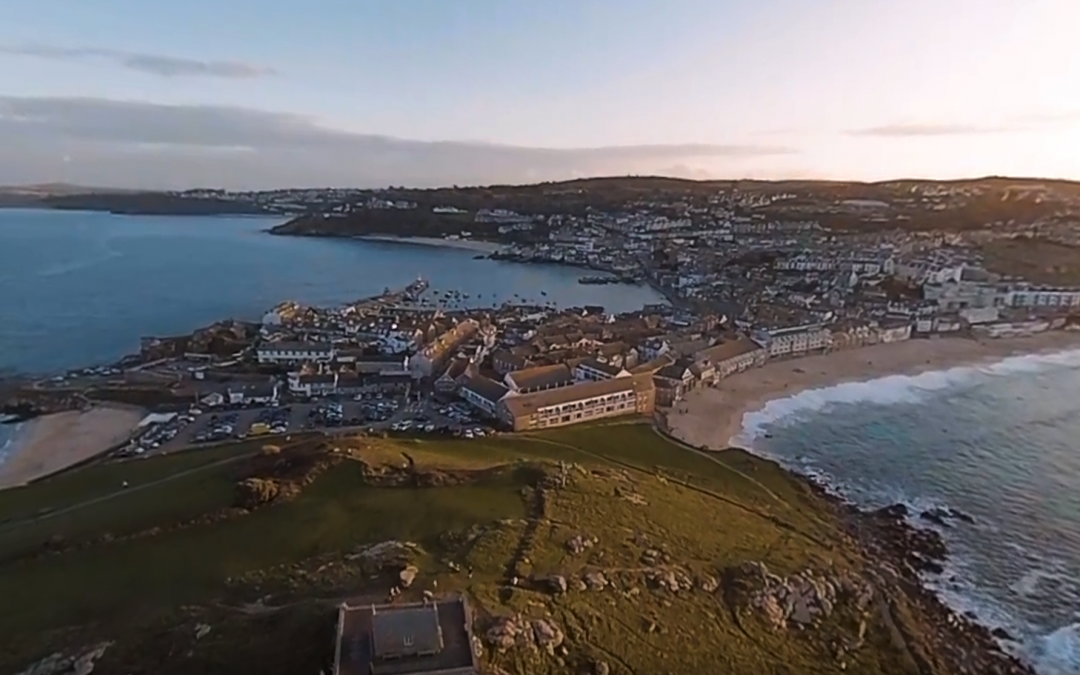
[735,349,1080,675]
[0,208,666,374]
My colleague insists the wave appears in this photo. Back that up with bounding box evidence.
[730,346,1080,675]
[0,420,25,466]
[732,347,1080,446]
[1028,623,1080,675]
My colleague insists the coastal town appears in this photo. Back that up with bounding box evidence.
[3,176,1079,675]
[7,177,1080,453]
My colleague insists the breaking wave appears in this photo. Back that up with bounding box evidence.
[732,347,1080,447]
[730,346,1080,675]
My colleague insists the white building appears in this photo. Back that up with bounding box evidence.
[573,358,631,382]
[754,325,832,358]
[256,341,336,365]
[1005,287,1080,309]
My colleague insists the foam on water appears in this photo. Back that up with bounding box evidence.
[733,347,1080,447]
[0,420,24,467]
[731,346,1080,675]
[1029,624,1080,675]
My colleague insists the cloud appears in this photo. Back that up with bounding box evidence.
[845,122,1017,138]
[847,111,1080,138]
[0,44,276,79]
[0,95,798,189]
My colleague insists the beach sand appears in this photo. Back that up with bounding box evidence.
[354,234,505,254]
[667,331,1080,452]
[0,405,144,489]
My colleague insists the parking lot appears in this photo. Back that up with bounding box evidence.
[386,399,496,439]
[133,391,500,455]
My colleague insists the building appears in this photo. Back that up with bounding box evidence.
[652,360,694,406]
[753,325,832,359]
[350,353,411,375]
[459,375,511,417]
[573,357,631,382]
[434,357,476,395]
[410,319,480,377]
[503,364,575,394]
[226,382,280,406]
[497,374,655,431]
[1006,286,1080,309]
[256,341,336,365]
[288,371,411,397]
[333,597,478,675]
[693,338,767,383]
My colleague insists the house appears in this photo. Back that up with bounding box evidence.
[351,353,410,375]
[410,319,480,377]
[877,321,913,343]
[459,375,511,417]
[256,341,335,365]
[497,374,656,432]
[227,382,280,406]
[595,341,639,369]
[287,373,338,397]
[652,360,694,407]
[333,596,478,675]
[289,372,412,397]
[573,357,631,382]
[491,349,528,375]
[434,357,476,395]
[693,337,767,383]
[504,364,575,394]
[753,325,831,359]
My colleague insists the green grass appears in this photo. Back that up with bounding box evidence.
[0,441,259,523]
[0,422,929,675]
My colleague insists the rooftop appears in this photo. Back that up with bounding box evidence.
[505,363,575,392]
[257,340,334,353]
[501,374,654,418]
[461,375,510,404]
[335,597,477,675]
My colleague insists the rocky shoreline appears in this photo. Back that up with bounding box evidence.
[798,469,1035,675]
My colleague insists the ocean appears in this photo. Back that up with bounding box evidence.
[0,208,665,375]
[737,349,1080,675]
[0,208,665,467]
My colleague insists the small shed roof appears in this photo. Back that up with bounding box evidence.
[371,604,444,659]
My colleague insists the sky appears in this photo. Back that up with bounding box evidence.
[0,0,1078,189]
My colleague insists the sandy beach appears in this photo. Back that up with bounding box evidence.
[668,331,1080,452]
[354,234,505,254]
[0,405,144,489]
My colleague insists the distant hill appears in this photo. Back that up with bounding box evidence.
[0,183,138,197]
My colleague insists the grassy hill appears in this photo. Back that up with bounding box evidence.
[0,423,1027,675]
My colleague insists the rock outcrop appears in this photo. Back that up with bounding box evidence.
[16,643,113,675]
[734,561,874,631]
[484,615,565,656]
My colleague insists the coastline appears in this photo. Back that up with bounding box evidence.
[667,330,1080,452]
[0,405,144,489]
[351,234,505,254]
[667,331,1080,675]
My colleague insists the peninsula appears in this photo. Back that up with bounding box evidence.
[5,173,1080,675]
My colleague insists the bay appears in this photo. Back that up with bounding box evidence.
[0,208,665,374]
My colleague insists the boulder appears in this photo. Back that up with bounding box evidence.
[547,575,568,594]
[583,570,609,591]
[566,535,595,555]
[399,565,418,588]
[531,618,565,655]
